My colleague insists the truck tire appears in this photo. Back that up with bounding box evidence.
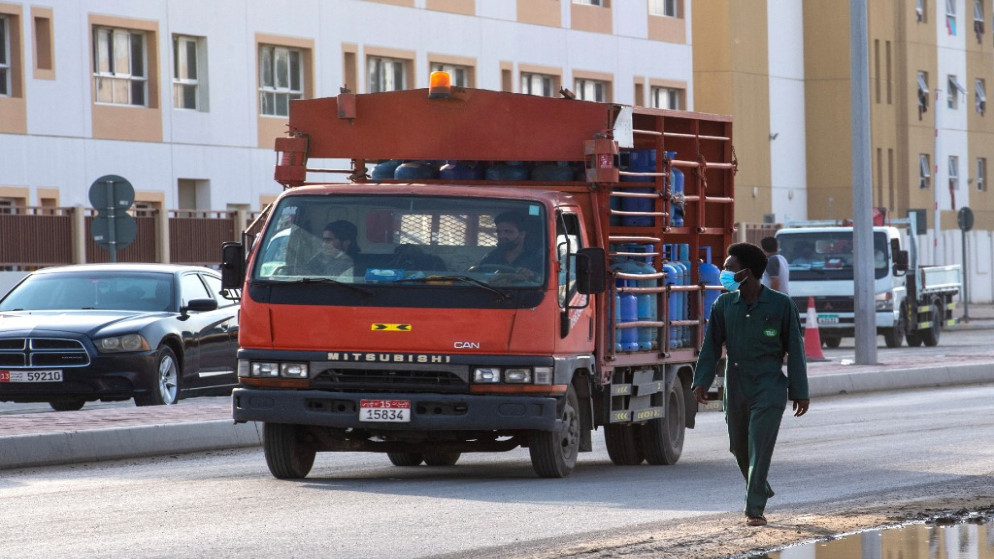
[921,298,942,347]
[387,452,424,467]
[640,381,686,465]
[528,384,580,478]
[263,423,316,479]
[883,313,905,348]
[822,335,842,349]
[423,452,461,466]
[604,424,645,466]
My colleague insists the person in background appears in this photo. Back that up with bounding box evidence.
[692,242,809,527]
[306,220,360,278]
[760,236,790,294]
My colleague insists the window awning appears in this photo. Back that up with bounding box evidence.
[949,157,959,178]
[920,155,931,177]
[976,80,987,102]
[974,0,984,21]
[917,73,930,94]
[949,76,968,95]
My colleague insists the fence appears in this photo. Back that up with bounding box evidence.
[0,206,245,270]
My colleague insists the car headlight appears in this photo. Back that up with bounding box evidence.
[96,334,150,353]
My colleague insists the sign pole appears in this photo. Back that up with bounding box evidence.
[105,179,118,263]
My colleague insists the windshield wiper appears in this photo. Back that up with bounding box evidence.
[255,277,374,297]
[396,275,511,300]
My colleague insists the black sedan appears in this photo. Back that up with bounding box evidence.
[0,264,238,411]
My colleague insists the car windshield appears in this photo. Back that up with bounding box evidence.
[780,231,890,281]
[253,195,548,288]
[0,272,175,312]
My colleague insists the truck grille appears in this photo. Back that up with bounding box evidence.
[0,338,91,368]
[793,297,854,314]
[311,369,467,393]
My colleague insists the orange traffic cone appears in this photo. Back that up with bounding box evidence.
[803,296,828,361]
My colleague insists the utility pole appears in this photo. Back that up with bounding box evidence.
[850,0,877,365]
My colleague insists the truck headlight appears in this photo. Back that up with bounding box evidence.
[473,368,501,383]
[280,362,308,378]
[250,362,279,377]
[874,292,893,311]
[96,334,150,353]
[504,368,532,383]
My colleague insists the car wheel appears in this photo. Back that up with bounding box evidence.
[387,452,424,467]
[822,336,842,349]
[135,346,180,406]
[528,383,580,478]
[49,399,85,412]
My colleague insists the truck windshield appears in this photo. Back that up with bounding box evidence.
[779,231,890,281]
[252,194,547,289]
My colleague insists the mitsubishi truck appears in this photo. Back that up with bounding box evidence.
[776,220,961,348]
[221,75,736,478]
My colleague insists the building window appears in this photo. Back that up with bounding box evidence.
[976,78,987,114]
[946,0,957,34]
[430,62,471,87]
[0,16,9,96]
[173,35,203,110]
[368,56,407,93]
[33,14,53,72]
[917,0,927,22]
[521,72,555,97]
[93,26,148,106]
[920,154,931,189]
[977,157,987,191]
[649,0,678,17]
[574,0,605,5]
[575,78,607,102]
[948,75,966,109]
[259,45,302,117]
[974,0,985,41]
[949,155,959,191]
[917,71,929,118]
[650,86,683,110]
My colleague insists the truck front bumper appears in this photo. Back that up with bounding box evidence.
[232,388,560,431]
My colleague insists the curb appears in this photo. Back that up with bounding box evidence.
[1,419,262,470]
[808,361,994,398]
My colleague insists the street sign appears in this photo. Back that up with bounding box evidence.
[958,206,974,232]
[88,175,137,260]
[91,213,138,249]
[88,175,135,210]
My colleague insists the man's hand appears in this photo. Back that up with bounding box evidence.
[792,398,810,417]
[692,386,709,405]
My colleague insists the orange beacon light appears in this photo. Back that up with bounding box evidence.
[428,71,452,99]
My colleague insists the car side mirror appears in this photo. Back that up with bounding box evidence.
[182,298,219,315]
[893,249,909,276]
[576,247,606,295]
[221,242,245,289]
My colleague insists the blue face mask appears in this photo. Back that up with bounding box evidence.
[719,270,742,291]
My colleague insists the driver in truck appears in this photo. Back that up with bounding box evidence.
[477,211,543,279]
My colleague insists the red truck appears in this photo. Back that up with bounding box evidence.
[221,75,735,478]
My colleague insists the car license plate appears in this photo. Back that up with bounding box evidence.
[0,370,63,383]
[817,314,839,325]
[359,399,411,423]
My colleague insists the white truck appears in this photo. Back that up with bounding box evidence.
[775,220,961,348]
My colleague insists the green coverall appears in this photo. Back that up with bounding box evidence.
[693,286,808,518]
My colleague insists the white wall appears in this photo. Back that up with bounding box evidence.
[767,0,807,223]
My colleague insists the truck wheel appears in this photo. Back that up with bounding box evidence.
[263,423,316,479]
[604,424,645,466]
[387,452,424,467]
[528,384,580,478]
[822,336,842,349]
[906,331,924,346]
[640,381,686,465]
[423,452,461,466]
[883,314,905,348]
[921,298,942,347]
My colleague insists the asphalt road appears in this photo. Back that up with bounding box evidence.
[2,383,992,559]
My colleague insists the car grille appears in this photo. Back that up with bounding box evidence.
[793,296,854,314]
[0,338,91,368]
[311,369,467,393]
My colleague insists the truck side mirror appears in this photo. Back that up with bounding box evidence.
[221,242,246,289]
[893,249,909,276]
[576,247,606,294]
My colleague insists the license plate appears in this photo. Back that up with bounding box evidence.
[359,399,411,423]
[817,314,839,325]
[0,370,63,383]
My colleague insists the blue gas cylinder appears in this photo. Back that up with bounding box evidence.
[665,152,685,227]
[530,162,576,181]
[676,243,693,347]
[699,246,721,321]
[371,159,403,180]
[662,255,680,349]
[395,161,438,180]
[666,244,688,348]
[439,161,483,180]
[621,149,656,226]
[486,161,530,181]
[619,290,639,352]
[630,245,659,350]
[611,250,639,352]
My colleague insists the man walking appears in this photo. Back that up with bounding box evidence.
[692,242,809,527]
[760,236,789,294]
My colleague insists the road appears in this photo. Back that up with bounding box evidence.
[2,382,992,559]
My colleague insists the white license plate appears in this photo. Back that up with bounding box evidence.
[0,370,63,383]
[817,314,839,325]
[359,399,411,423]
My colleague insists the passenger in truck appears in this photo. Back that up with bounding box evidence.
[474,211,543,281]
[305,220,360,278]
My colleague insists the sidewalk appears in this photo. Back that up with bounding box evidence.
[3,305,993,470]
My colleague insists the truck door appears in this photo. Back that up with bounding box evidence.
[556,210,593,345]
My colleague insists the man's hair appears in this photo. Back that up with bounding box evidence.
[728,242,768,280]
[493,211,527,231]
[760,236,779,253]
